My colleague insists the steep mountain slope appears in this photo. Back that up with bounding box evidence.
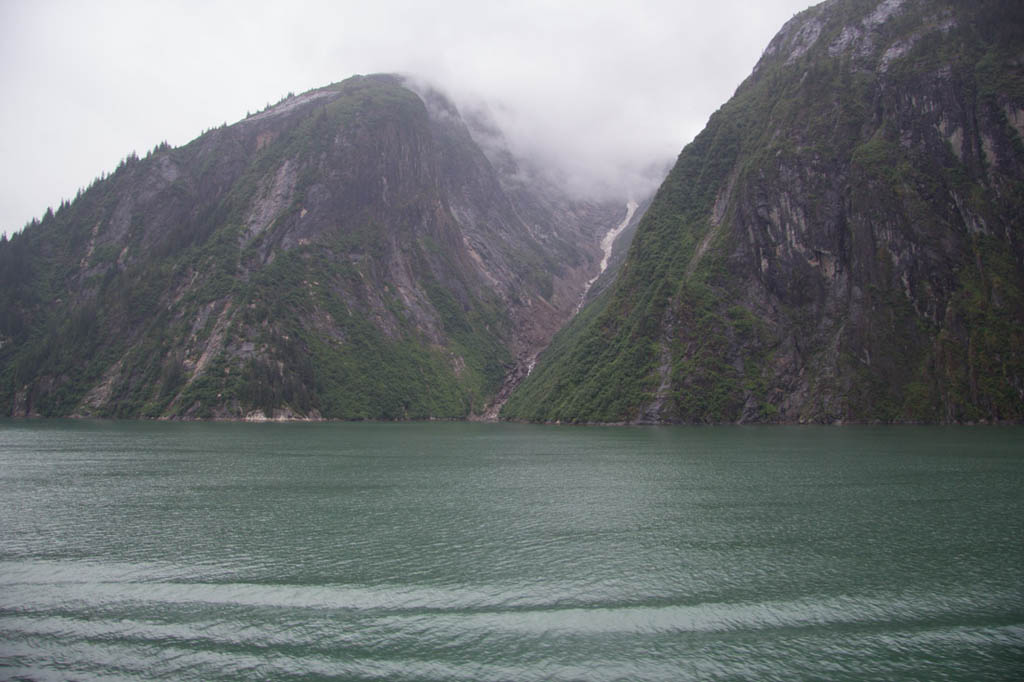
[504,0,1024,424]
[0,74,635,419]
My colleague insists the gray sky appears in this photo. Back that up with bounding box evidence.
[0,0,812,237]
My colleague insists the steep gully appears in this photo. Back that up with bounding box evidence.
[577,199,639,313]
[479,200,639,420]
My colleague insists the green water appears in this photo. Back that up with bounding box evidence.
[0,421,1021,680]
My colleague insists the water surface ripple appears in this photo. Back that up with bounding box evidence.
[1,421,1021,680]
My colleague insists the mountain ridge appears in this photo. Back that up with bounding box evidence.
[503,0,1024,424]
[0,74,643,420]
[4,0,1021,425]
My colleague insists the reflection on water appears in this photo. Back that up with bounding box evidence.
[1,421,1022,680]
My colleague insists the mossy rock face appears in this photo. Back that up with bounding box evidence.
[0,75,630,420]
[505,0,1024,424]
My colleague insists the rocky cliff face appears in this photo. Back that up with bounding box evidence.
[505,0,1024,423]
[0,75,636,419]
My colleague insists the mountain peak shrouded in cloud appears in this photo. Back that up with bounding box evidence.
[0,0,812,236]
[0,73,637,419]
[504,0,1024,425]
[402,73,671,203]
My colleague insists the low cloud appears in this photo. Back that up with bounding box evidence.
[0,0,811,234]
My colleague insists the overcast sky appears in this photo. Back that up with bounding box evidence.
[0,0,813,237]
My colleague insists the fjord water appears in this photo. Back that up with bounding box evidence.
[1,422,1021,681]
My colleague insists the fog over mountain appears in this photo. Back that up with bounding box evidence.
[0,0,811,237]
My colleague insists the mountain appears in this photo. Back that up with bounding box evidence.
[0,74,639,420]
[504,0,1024,424]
